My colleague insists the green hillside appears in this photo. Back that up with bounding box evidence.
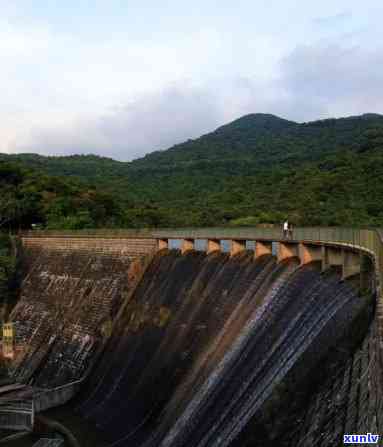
[130,113,383,170]
[0,162,122,230]
[1,113,383,228]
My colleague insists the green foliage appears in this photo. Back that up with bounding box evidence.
[230,216,261,227]
[0,234,17,321]
[0,162,124,230]
[1,113,383,228]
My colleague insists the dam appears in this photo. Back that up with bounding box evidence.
[0,227,382,446]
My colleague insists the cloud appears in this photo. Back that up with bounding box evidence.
[1,3,383,161]
[0,22,230,158]
[279,44,383,119]
[15,84,225,160]
[11,42,383,160]
[12,73,299,160]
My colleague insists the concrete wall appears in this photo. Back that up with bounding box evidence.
[284,318,383,445]
[21,236,156,259]
[8,236,157,388]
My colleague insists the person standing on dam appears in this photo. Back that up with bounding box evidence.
[283,220,289,238]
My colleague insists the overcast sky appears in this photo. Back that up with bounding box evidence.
[1,0,382,160]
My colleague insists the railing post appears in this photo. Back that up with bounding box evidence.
[181,239,194,254]
[278,242,299,262]
[158,239,168,250]
[255,241,272,258]
[207,239,220,254]
[322,245,343,274]
[230,239,246,257]
[360,254,374,294]
[299,243,322,266]
[342,249,361,280]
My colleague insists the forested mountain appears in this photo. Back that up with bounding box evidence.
[0,162,122,230]
[1,113,383,228]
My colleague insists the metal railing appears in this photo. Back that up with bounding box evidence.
[153,226,380,252]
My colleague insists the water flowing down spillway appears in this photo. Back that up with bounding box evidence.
[74,249,378,446]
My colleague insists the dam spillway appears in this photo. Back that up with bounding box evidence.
[1,230,383,446]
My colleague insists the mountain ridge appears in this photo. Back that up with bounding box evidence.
[1,112,382,228]
[1,112,383,169]
[129,111,383,170]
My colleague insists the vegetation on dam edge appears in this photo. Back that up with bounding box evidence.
[0,234,17,324]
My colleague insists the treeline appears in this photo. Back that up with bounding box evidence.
[0,162,123,230]
[1,113,383,229]
[0,234,19,324]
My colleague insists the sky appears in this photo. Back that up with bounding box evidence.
[1,0,382,160]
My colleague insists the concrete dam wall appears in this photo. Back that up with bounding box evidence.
[10,236,156,387]
[5,232,383,446]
